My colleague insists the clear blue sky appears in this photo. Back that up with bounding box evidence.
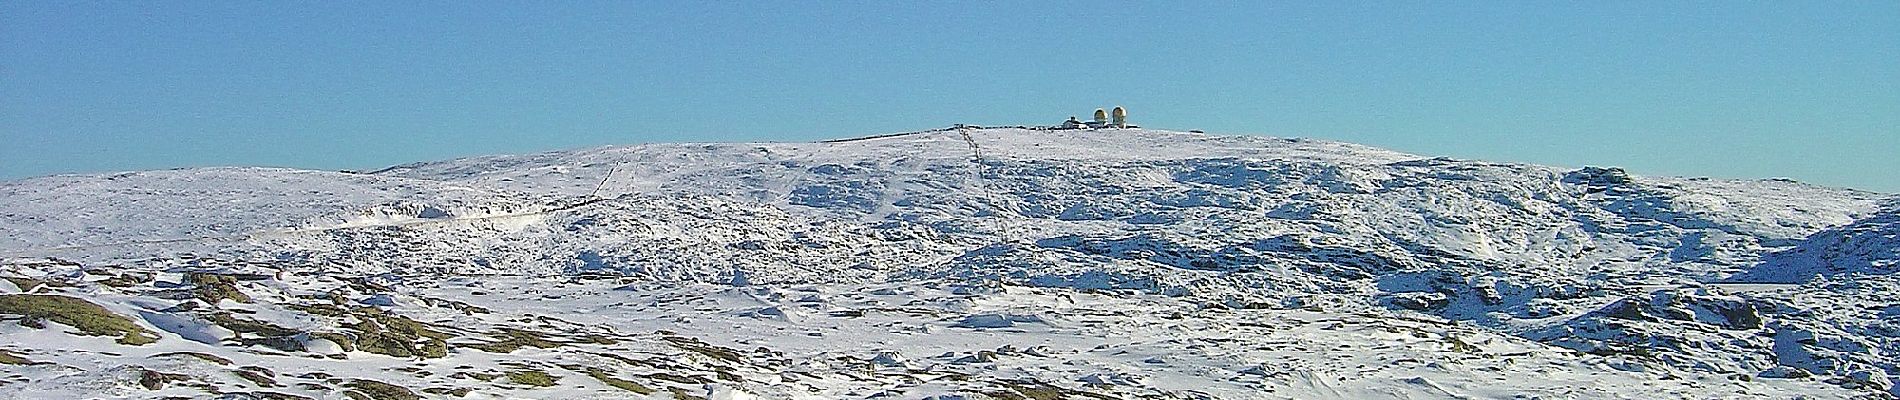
[3,2,1896,192]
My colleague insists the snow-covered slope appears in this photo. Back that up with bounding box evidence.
[0,127,1894,399]
[1729,200,1900,283]
[0,167,537,252]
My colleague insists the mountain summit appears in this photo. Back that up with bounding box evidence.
[2,128,1895,399]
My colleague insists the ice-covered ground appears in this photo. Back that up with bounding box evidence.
[0,127,1894,399]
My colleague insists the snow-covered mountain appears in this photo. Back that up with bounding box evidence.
[1,128,1894,399]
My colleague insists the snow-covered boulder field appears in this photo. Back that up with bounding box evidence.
[0,128,1893,399]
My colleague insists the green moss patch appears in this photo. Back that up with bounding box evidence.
[286,303,349,317]
[187,273,253,304]
[321,308,454,359]
[449,371,500,382]
[504,369,559,387]
[207,312,299,337]
[1000,383,1064,400]
[669,387,709,400]
[577,334,618,345]
[660,335,744,363]
[420,387,473,397]
[465,328,562,353]
[644,372,710,385]
[350,325,448,359]
[344,379,419,400]
[96,272,153,288]
[357,309,451,340]
[1,278,49,293]
[0,349,42,365]
[246,303,454,358]
[1445,335,1482,354]
[418,297,491,315]
[562,365,653,394]
[1000,381,1118,400]
[0,294,159,345]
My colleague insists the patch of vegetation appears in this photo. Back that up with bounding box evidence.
[343,379,419,400]
[232,392,312,400]
[573,367,653,394]
[978,378,1117,400]
[421,387,473,397]
[343,308,453,359]
[504,369,559,387]
[1003,381,1118,400]
[1,277,49,293]
[985,390,1028,400]
[577,334,617,345]
[1010,387,1058,400]
[1445,335,1482,354]
[417,337,448,358]
[286,303,349,317]
[587,351,655,368]
[1586,344,1657,360]
[934,371,974,381]
[449,371,500,382]
[659,335,743,363]
[417,297,491,315]
[231,391,312,400]
[0,349,41,365]
[0,294,159,345]
[354,335,421,358]
[150,351,233,365]
[187,273,252,304]
[389,366,428,376]
[96,272,153,288]
[465,328,562,353]
[669,387,708,400]
[358,308,451,340]
[206,312,299,337]
[643,372,710,385]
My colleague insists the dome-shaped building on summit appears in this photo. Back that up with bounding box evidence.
[1055,106,1133,129]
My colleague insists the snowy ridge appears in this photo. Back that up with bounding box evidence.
[0,168,539,252]
[0,128,1895,399]
[1729,200,1900,283]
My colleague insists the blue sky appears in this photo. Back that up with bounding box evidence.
[3,2,1896,192]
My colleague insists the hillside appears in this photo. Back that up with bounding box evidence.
[0,128,1894,399]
